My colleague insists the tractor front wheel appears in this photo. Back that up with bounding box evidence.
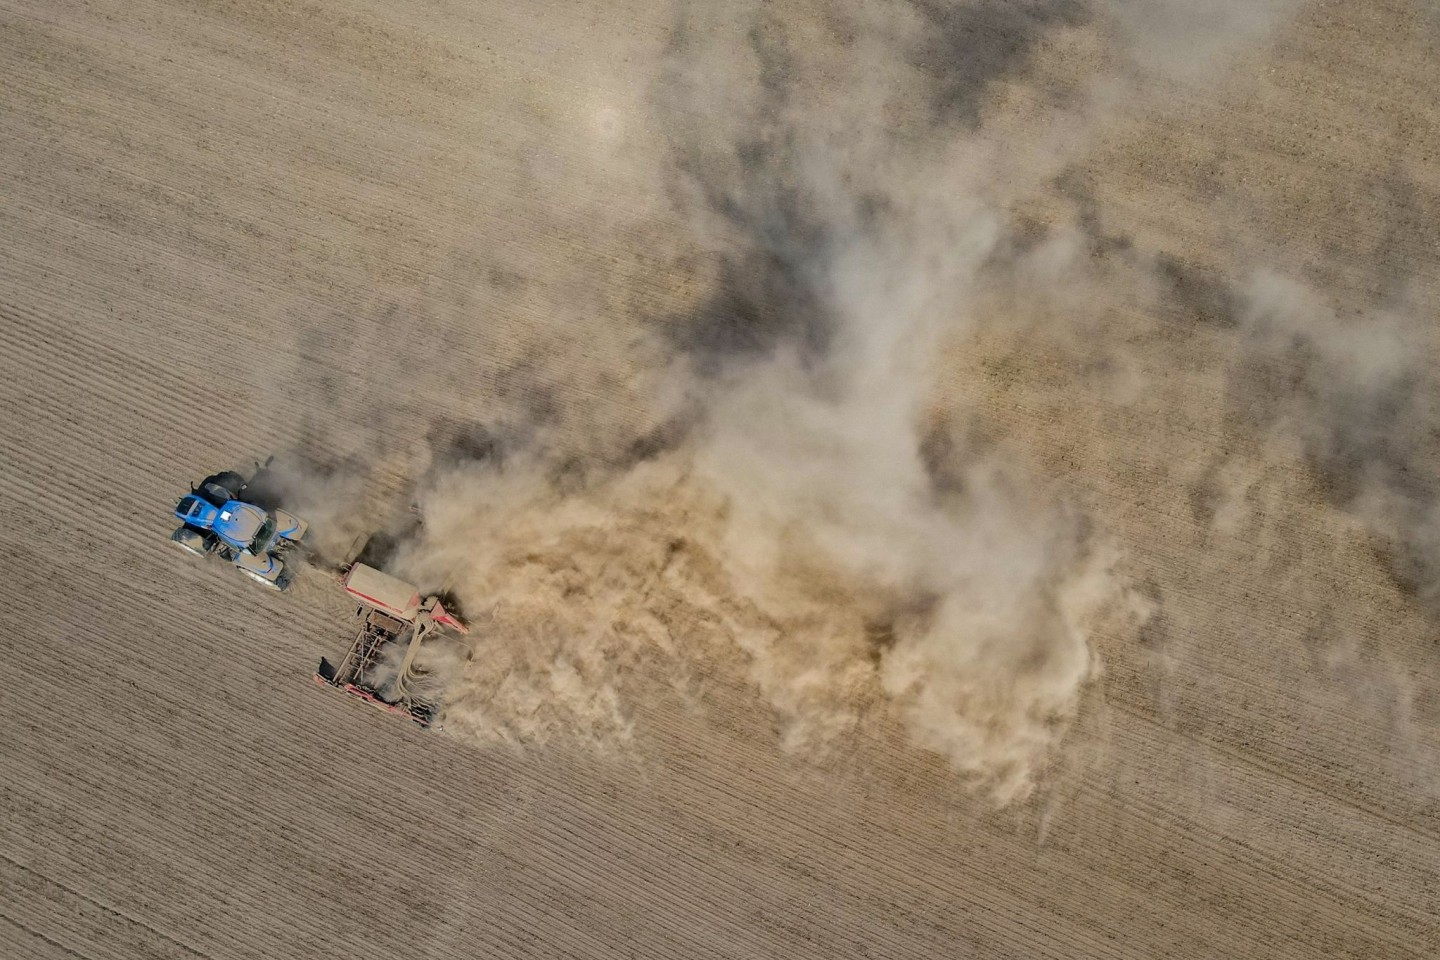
[171,527,210,558]
[237,568,283,591]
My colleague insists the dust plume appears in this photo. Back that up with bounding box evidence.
[329,0,1306,802]
[1105,0,1295,82]
[247,455,380,565]
[1229,273,1440,609]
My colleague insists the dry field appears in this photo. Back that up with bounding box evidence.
[2,0,1438,958]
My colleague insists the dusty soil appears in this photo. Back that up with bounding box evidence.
[2,0,1438,957]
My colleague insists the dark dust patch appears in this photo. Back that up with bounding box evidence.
[864,618,899,665]
[1368,169,1440,305]
[918,412,1000,499]
[919,415,967,496]
[347,523,417,573]
[1053,168,1134,258]
[1224,330,1422,507]
[249,451,370,511]
[1188,459,1226,528]
[910,0,1091,128]
[1227,298,1440,614]
[424,418,509,470]
[981,214,1055,274]
[670,250,837,375]
[490,357,563,427]
[659,2,1088,377]
[1155,254,1241,329]
[1299,370,1427,509]
[657,17,850,376]
[1131,578,1166,648]
[616,412,698,469]
[486,265,527,294]
[1370,540,1434,610]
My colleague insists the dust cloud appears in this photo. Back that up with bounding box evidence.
[301,1,1315,802]
[1230,274,1440,610]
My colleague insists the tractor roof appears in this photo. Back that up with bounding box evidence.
[212,501,266,545]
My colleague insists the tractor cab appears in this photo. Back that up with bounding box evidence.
[175,495,269,552]
[175,494,219,529]
[211,502,269,551]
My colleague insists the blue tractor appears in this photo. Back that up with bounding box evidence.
[171,466,308,590]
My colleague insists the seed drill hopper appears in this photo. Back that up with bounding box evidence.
[314,563,468,728]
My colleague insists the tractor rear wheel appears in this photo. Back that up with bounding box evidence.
[198,471,247,506]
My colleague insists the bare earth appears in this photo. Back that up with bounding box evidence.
[2,1,1438,958]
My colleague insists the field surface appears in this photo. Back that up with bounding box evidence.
[2,1,1438,958]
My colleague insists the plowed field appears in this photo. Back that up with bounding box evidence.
[2,1,1437,957]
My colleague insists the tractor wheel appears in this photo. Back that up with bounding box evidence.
[171,527,209,558]
[198,471,247,506]
[237,567,283,591]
